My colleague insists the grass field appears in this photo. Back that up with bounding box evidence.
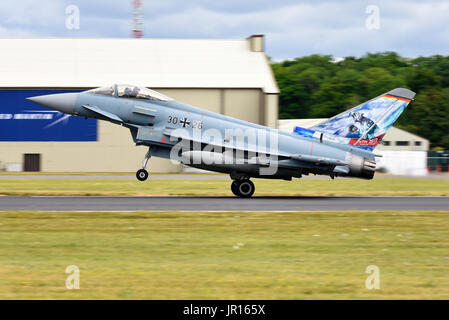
[1,176,448,299]
[0,210,448,299]
[0,176,448,196]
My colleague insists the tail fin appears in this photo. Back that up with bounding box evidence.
[296,88,415,151]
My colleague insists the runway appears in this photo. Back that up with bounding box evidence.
[1,196,448,211]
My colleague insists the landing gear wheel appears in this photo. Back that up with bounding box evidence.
[136,169,148,181]
[231,181,239,196]
[234,180,255,198]
[136,148,151,181]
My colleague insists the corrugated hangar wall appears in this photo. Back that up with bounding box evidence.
[0,87,277,172]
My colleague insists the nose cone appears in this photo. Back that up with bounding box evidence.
[26,92,78,114]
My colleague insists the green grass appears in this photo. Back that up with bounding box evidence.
[0,176,447,196]
[0,210,449,299]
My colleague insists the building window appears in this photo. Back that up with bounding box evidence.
[396,141,410,146]
[415,141,422,146]
[382,141,391,146]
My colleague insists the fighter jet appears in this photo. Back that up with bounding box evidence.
[27,84,415,197]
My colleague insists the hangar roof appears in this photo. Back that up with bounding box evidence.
[0,37,279,94]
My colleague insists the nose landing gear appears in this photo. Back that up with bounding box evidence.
[136,149,151,181]
[231,179,255,198]
[136,169,148,181]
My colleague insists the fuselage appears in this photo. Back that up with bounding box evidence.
[71,89,375,180]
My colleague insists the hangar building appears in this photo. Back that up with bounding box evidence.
[0,35,279,172]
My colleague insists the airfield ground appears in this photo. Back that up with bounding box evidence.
[0,210,449,299]
[0,175,448,196]
[0,175,448,299]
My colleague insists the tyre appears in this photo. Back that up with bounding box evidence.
[136,169,148,181]
[231,181,239,196]
[237,180,255,198]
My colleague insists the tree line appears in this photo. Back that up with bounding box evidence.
[271,52,449,149]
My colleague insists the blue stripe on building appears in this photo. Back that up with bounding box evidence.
[0,89,97,141]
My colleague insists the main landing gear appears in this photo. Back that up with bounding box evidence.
[231,179,255,198]
[136,149,151,181]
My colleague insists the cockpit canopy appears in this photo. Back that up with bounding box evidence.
[88,86,115,96]
[87,84,173,102]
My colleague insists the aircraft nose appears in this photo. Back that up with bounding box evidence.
[26,92,78,114]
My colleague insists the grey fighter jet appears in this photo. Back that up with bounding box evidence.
[27,84,415,197]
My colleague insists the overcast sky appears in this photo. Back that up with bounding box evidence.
[0,0,448,60]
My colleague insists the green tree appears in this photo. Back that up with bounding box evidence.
[399,88,449,149]
[271,52,449,149]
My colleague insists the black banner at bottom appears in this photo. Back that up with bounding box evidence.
[1,300,444,318]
